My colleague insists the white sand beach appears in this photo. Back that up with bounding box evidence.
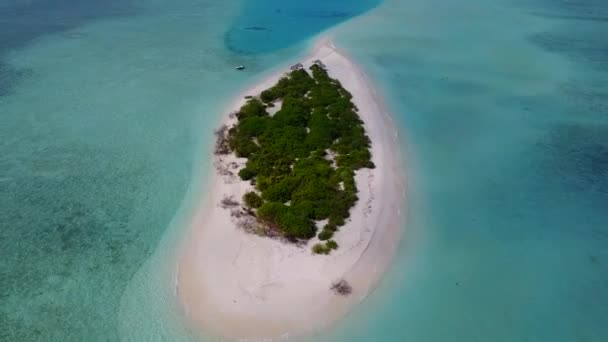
[177,37,405,341]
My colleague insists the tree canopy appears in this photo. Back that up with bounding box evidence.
[228,65,374,243]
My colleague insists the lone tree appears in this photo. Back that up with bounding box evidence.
[331,279,352,296]
[243,191,263,208]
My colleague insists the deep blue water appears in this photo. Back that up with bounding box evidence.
[0,0,138,49]
[0,0,137,96]
[224,0,381,54]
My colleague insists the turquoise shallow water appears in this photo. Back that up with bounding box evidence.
[1,0,607,341]
[322,0,608,341]
[0,0,379,340]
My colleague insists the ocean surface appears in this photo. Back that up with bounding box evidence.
[1,0,607,341]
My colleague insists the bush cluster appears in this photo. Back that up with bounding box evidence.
[312,243,328,255]
[318,229,333,241]
[243,191,263,208]
[326,240,338,250]
[227,65,373,242]
[312,240,339,254]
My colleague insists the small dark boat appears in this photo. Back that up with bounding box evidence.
[235,65,245,70]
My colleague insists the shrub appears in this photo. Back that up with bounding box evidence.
[324,222,338,232]
[262,178,296,203]
[277,209,316,239]
[292,200,315,219]
[257,202,315,239]
[326,239,338,250]
[328,215,345,227]
[229,135,259,158]
[237,98,268,119]
[261,89,280,103]
[257,202,286,222]
[255,175,271,191]
[243,191,263,208]
[318,229,333,241]
[238,116,267,137]
[312,243,329,255]
[238,167,256,181]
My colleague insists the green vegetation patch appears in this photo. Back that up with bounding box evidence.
[312,240,339,255]
[228,65,373,243]
[243,191,263,208]
[318,229,334,241]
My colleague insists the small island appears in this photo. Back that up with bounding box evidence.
[216,63,374,254]
[178,39,404,340]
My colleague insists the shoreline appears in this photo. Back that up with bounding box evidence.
[177,36,406,340]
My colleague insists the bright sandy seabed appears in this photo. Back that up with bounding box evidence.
[177,36,405,341]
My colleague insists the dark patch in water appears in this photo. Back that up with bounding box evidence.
[0,142,176,340]
[0,0,138,52]
[525,0,608,72]
[539,123,608,195]
[588,254,599,265]
[529,12,608,22]
[525,0,608,19]
[224,0,381,54]
[557,80,608,117]
[0,62,33,97]
[244,26,269,31]
[522,0,608,202]
[298,10,351,19]
[0,0,139,99]
[530,31,608,72]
